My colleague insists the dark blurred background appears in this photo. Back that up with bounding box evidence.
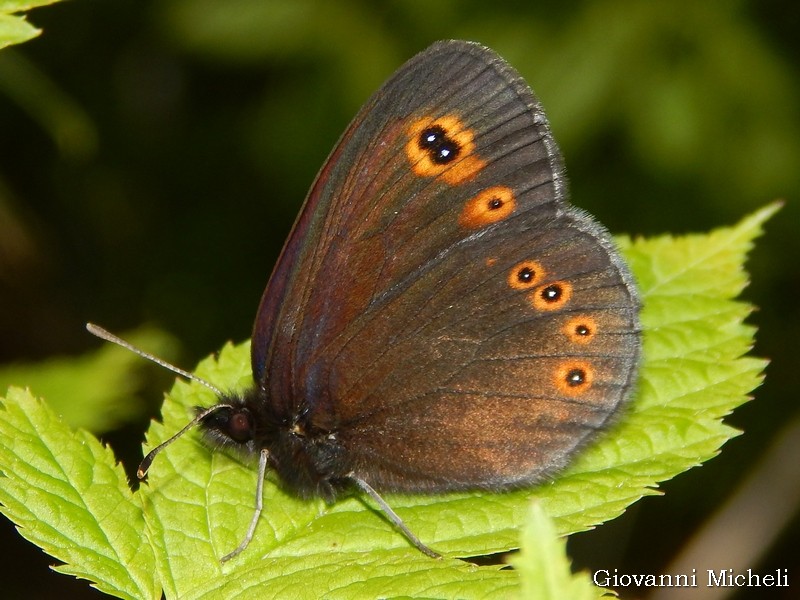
[1,1,798,598]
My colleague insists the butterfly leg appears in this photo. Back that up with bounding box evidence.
[348,474,441,559]
[221,448,270,562]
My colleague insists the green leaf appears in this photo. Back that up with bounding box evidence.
[0,204,775,598]
[0,1,63,50]
[0,387,159,599]
[510,503,608,600]
[535,203,776,538]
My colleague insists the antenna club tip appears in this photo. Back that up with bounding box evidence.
[137,469,147,480]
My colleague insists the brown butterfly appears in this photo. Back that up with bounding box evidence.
[91,39,640,561]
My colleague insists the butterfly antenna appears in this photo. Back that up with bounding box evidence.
[85,323,230,478]
[86,323,224,396]
[136,403,233,478]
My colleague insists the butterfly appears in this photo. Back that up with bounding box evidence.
[90,39,640,561]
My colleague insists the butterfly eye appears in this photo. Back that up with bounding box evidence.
[201,406,255,444]
[228,411,255,443]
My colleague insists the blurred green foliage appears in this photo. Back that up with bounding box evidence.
[0,0,797,598]
[0,325,177,432]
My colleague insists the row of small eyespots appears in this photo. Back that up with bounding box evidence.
[404,114,593,398]
[508,259,596,397]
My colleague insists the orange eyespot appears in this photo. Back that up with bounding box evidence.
[554,361,594,396]
[530,281,572,311]
[563,316,597,344]
[459,186,515,228]
[406,115,486,185]
[507,260,545,290]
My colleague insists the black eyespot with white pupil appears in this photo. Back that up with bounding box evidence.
[488,197,503,210]
[566,368,586,387]
[541,284,563,302]
[419,125,460,164]
[517,266,535,284]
